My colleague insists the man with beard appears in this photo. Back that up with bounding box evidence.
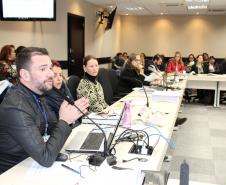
[0,47,89,173]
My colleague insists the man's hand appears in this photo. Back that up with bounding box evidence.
[59,97,89,124]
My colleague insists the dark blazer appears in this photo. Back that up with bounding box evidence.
[118,67,149,94]
[45,83,73,118]
[191,64,209,74]
[0,83,72,173]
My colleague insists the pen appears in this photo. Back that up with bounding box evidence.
[61,164,80,175]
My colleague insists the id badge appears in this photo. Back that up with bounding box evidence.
[43,135,50,142]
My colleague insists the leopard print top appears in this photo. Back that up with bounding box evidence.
[76,79,108,112]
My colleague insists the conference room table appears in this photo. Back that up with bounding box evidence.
[186,74,226,107]
[0,79,187,185]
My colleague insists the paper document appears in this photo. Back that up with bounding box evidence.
[82,112,121,125]
[151,90,181,103]
[81,162,145,185]
[25,161,81,185]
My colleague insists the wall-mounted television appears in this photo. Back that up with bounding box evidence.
[106,7,117,30]
[0,0,56,21]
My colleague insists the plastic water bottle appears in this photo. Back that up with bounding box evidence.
[174,65,179,83]
[122,101,131,128]
[180,160,189,185]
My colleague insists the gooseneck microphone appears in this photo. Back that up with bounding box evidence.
[134,79,149,107]
[52,87,108,166]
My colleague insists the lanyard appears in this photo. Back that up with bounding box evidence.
[32,94,48,137]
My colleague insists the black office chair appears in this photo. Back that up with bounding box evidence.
[108,69,127,101]
[97,68,114,105]
[66,75,81,100]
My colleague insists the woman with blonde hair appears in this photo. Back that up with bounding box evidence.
[166,51,185,74]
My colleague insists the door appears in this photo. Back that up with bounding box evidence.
[67,13,85,78]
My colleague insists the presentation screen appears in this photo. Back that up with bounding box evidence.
[0,0,56,21]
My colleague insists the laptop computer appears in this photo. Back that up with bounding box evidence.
[65,103,126,154]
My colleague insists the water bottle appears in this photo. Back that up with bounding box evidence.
[180,160,189,185]
[174,65,179,83]
[122,101,131,128]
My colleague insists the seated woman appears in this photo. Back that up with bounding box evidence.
[191,55,213,104]
[207,56,221,74]
[184,53,195,73]
[77,55,108,113]
[118,53,157,94]
[166,51,185,75]
[46,60,74,118]
[0,45,17,83]
[191,54,208,74]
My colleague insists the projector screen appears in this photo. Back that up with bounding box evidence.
[0,0,56,21]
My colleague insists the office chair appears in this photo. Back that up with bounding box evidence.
[97,68,114,105]
[66,75,81,100]
[108,69,127,101]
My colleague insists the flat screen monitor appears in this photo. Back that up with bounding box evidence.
[106,7,117,30]
[0,0,56,21]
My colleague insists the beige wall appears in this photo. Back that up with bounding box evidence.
[120,15,226,58]
[0,0,121,60]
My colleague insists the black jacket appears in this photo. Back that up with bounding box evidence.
[118,67,149,94]
[45,83,73,118]
[0,83,72,173]
[191,64,209,74]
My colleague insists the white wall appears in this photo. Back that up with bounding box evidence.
[120,15,226,58]
[0,0,121,60]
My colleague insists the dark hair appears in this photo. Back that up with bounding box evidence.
[116,52,122,57]
[0,45,15,62]
[15,46,26,57]
[83,55,97,66]
[153,54,162,62]
[52,60,61,68]
[196,54,203,59]
[209,56,215,60]
[188,53,195,59]
[16,47,49,77]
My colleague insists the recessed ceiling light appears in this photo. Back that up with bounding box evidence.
[138,7,144,10]
[188,5,207,9]
[126,7,144,11]
[186,0,209,2]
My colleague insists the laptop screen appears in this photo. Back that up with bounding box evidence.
[106,103,126,150]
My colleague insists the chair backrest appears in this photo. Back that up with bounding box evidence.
[0,80,12,104]
[108,69,119,95]
[67,75,81,100]
[97,68,114,105]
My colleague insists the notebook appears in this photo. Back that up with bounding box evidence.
[65,103,126,154]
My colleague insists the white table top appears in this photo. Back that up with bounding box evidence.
[187,74,226,82]
[0,79,187,185]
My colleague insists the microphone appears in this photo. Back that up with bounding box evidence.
[52,87,109,166]
[134,79,149,107]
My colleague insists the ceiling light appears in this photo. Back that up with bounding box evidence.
[126,7,144,11]
[138,7,144,10]
[188,5,207,9]
[196,12,200,15]
[186,0,209,2]
[160,12,164,15]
